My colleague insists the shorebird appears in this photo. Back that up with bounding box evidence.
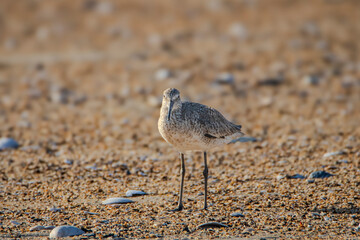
[158,88,244,211]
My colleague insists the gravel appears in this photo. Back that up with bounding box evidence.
[0,1,359,239]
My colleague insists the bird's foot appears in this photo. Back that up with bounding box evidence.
[169,205,183,212]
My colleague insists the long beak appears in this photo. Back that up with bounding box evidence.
[167,100,174,121]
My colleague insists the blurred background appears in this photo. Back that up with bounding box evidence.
[1,0,359,145]
[0,0,359,164]
[0,0,360,238]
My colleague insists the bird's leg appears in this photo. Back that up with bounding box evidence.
[171,153,185,211]
[203,151,208,210]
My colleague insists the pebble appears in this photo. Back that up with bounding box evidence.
[323,151,346,158]
[4,38,17,50]
[147,34,162,47]
[355,224,360,232]
[311,212,321,218]
[10,220,20,225]
[287,174,306,179]
[95,2,114,15]
[83,233,96,237]
[228,22,248,40]
[242,227,255,234]
[102,197,134,205]
[276,174,286,180]
[214,73,235,85]
[147,96,162,107]
[197,222,229,229]
[257,76,284,86]
[84,211,100,215]
[30,225,45,231]
[49,207,62,212]
[0,138,19,150]
[301,21,320,36]
[307,179,315,183]
[20,145,41,151]
[49,225,85,238]
[230,212,245,217]
[302,75,320,86]
[125,190,147,197]
[259,97,273,107]
[155,68,172,81]
[64,159,73,165]
[309,171,333,179]
[50,87,71,104]
[336,159,349,164]
[17,120,31,128]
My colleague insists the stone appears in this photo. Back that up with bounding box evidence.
[50,87,72,104]
[10,220,20,225]
[64,159,73,165]
[309,171,333,179]
[323,151,346,158]
[228,23,248,40]
[214,73,235,85]
[303,75,320,85]
[30,225,46,231]
[49,225,84,238]
[84,211,100,215]
[276,174,286,180]
[243,227,255,234]
[0,138,19,150]
[49,207,62,212]
[287,174,306,179]
[155,69,172,81]
[355,224,360,232]
[301,21,320,36]
[147,96,162,107]
[230,212,245,217]
[257,76,284,86]
[197,222,229,229]
[102,197,134,205]
[125,190,147,197]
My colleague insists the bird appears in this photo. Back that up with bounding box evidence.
[158,88,244,211]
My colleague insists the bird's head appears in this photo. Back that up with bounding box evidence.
[162,88,181,121]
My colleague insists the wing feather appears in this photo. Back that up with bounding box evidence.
[182,102,242,138]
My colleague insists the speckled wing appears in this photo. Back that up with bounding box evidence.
[182,102,243,138]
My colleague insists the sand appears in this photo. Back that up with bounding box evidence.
[0,0,359,239]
